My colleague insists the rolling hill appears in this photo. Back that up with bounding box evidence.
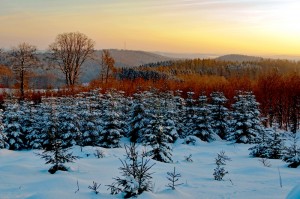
[216,54,263,62]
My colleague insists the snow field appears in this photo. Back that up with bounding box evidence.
[0,138,299,199]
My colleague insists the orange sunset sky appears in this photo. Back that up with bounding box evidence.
[0,0,300,55]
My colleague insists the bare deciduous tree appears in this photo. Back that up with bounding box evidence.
[9,43,39,100]
[101,50,116,83]
[48,32,95,86]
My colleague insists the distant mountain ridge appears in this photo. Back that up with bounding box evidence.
[216,54,263,62]
[80,49,174,83]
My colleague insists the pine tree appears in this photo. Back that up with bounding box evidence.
[160,91,178,143]
[107,143,155,198]
[210,92,229,140]
[213,151,231,181]
[173,90,186,139]
[144,114,173,163]
[128,93,147,143]
[267,128,285,159]
[249,128,272,158]
[100,93,123,148]
[37,108,77,174]
[182,91,196,138]
[283,133,300,168]
[190,93,215,142]
[20,102,38,149]
[227,91,263,144]
[0,108,8,149]
[57,99,81,148]
[3,104,25,150]
[36,102,56,150]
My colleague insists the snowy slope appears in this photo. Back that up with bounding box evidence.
[0,139,299,199]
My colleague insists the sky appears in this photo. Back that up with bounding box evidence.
[0,0,300,55]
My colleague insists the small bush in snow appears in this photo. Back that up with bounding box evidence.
[259,158,271,167]
[166,167,183,190]
[94,149,105,158]
[184,154,193,163]
[88,181,101,194]
[107,143,155,198]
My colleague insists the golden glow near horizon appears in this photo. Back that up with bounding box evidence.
[0,0,300,55]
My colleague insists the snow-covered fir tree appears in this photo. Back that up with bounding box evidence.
[249,127,284,159]
[0,108,8,149]
[20,102,39,149]
[99,92,123,148]
[128,92,147,143]
[189,93,215,142]
[57,98,81,148]
[267,128,285,159]
[227,91,263,143]
[108,143,155,197]
[37,108,78,174]
[144,111,173,163]
[173,90,186,139]
[81,110,100,146]
[3,104,25,150]
[160,91,178,143]
[182,91,196,138]
[249,128,272,158]
[115,90,131,136]
[210,92,229,140]
[282,133,300,168]
[213,151,231,181]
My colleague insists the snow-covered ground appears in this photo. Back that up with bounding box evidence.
[0,138,299,199]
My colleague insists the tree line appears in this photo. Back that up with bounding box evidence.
[0,32,116,99]
[0,89,299,167]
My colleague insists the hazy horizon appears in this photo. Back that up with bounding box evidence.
[1,0,300,56]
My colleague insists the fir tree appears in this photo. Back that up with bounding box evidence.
[160,91,178,143]
[144,114,173,163]
[57,100,81,148]
[249,128,272,158]
[283,133,300,168]
[173,90,186,139]
[267,128,285,159]
[0,108,8,149]
[128,93,147,143]
[3,104,25,150]
[213,151,231,181]
[100,93,123,148]
[190,93,215,142]
[20,102,38,149]
[79,105,100,147]
[182,91,196,138]
[227,91,263,144]
[37,108,78,174]
[210,92,229,140]
[107,143,155,198]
